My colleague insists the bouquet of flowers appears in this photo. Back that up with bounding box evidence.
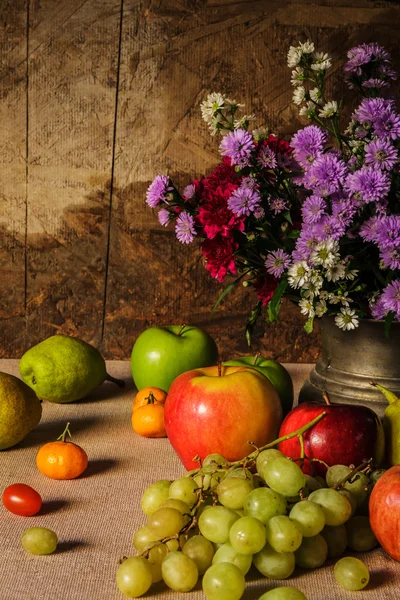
[146,41,400,342]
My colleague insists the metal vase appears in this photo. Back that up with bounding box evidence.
[299,316,400,417]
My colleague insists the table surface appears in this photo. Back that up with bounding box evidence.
[1,360,399,600]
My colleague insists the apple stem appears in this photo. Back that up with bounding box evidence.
[322,391,331,405]
[370,381,399,405]
[57,422,72,443]
[217,361,222,377]
[177,324,186,336]
[105,374,125,388]
[253,352,261,366]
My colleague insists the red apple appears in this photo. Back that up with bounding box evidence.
[370,465,400,561]
[278,396,385,476]
[164,365,283,470]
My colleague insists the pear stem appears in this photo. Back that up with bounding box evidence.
[370,381,399,405]
[105,374,125,388]
[177,324,186,336]
[253,352,261,366]
[58,422,72,443]
[322,391,331,405]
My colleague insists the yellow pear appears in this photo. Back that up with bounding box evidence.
[0,372,42,450]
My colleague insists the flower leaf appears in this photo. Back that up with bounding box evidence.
[209,274,246,319]
[245,301,263,346]
[304,316,315,334]
[384,311,395,338]
[267,279,288,323]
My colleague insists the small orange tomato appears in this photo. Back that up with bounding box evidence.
[132,387,167,413]
[36,423,88,480]
[132,403,167,438]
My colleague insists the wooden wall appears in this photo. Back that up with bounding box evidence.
[0,0,399,362]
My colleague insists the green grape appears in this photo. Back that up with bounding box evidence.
[202,562,245,600]
[262,457,306,497]
[371,468,386,485]
[346,516,378,552]
[337,488,357,516]
[244,487,287,524]
[21,527,58,555]
[165,534,186,552]
[334,556,370,591]
[182,534,215,574]
[326,465,351,488]
[141,480,171,516]
[314,476,327,488]
[168,477,198,507]
[307,488,352,526]
[193,471,223,491]
[116,556,153,598]
[321,524,347,558]
[147,543,168,583]
[148,507,186,538]
[161,498,191,516]
[289,501,325,537]
[216,476,254,509]
[344,472,369,508]
[198,505,239,544]
[133,525,159,552]
[212,542,253,574]
[304,474,323,492]
[253,541,295,579]
[253,474,264,488]
[285,482,310,504]
[256,448,285,475]
[203,453,229,470]
[258,587,308,599]
[229,516,267,555]
[294,534,328,569]
[225,467,253,480]
[161,551,198,592]
[266,515,303,553]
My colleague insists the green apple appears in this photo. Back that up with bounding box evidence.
[223,355,294,417]
[131,325,219,392]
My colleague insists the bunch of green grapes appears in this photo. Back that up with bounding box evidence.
[116,449,382,599]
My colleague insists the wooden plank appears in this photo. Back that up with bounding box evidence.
[0,0,27,357]
[25,0,121,351]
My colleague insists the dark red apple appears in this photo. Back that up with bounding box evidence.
[370,465,400,561]
[278,396,385,476]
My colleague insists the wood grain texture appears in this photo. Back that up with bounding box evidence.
[0,0,399,361]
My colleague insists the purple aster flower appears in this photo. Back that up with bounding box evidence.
[373,110,400,141]
[269,197,289,215]
[158,208,170,226]
[303,153,347,197]
[370,295,387,320]
[146,174,173,208]
[253,206,265,219]
[381,280,400,318]
[359,216,382,243]
[345,166,391,205]
[290,126,328,167]
[331,195,357,228]
[362,78,390,89]
[365,139,398,170]
[380,247,400,271]
[183,183,196,200]
[264,250,291,278]
[314,215,346,240]
[257,145,277,169]
[344,45,372,77]
[219,129,255,167]
[352,98,395,124]
[301,195,326,224]
[375,215,400,250]
[227,182,261,217]
[175,211,197,244]
[292,227,320,262]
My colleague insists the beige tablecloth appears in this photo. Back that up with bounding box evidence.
[1,360,399,600]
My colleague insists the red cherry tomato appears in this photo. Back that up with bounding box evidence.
[2,483,42,516]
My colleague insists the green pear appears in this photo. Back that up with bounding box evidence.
[0,372,42,450]
[19,335,124,403]
[371,381,400,466]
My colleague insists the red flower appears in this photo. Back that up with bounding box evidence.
[202,157,238,193]
[197,183,245,239]
[201,235,239,283]
[262,135,292,156]
[253,272,278,306]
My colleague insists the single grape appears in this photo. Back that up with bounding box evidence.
[198,505,239,544]
[334,556,370,591]
[229,516,267,555]
[289,501,325,537]
[370,468,386,485]
[304,474,322,492]
[307,488,352,526]
[161,551,198,592]
[256,448,285,475]
[326,465,351,488]
[161,498,191,517]
[216,476,254,509]
[294,534,328,569]
[321,525,348,558]
[212,542,253,574]
[202,562,245,600]
[116,556,153,598]
[346,516,378,552]
[165,535,187,552]
[343,472,369,508]
[21,527,58,555]
[148,507,186,538]
[253,541,295,579]
[147,543,168,583]
[182,534,214,574]
[168,477,198,507]
[141,480,171,516]
[337,488,356,516]
[266,515,303,553]
[244,487,287,524]
[257,587,308,599]
[203,453,229,470]
[262,457,306,497]
[133,525,159,552]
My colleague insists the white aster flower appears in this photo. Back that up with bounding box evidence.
[299,41,315,54]
[310,240,340,268]
[299,297,315,318]
[200,92,225,124]
[344,266,359,280]
[287,45,302,68]
[299,101,315,117]
[252,126,269,140]
[326,261,346,282]
[208,114,223,136]
[234,114,256,128]
[291,67,305,87]
[309,87,322,104]
[287,261,311,289]
[293,86,306,106]
[302,272,323,298]
[335,307,359,331]
[315,299,327,317]
[311,52,332,71]
[319,101,338,119]
[328,291,351,306]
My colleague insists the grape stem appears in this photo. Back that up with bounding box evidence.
[333,458,374,490]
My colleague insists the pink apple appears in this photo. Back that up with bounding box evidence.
[370,465,400,561]
[164,365,283,470]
